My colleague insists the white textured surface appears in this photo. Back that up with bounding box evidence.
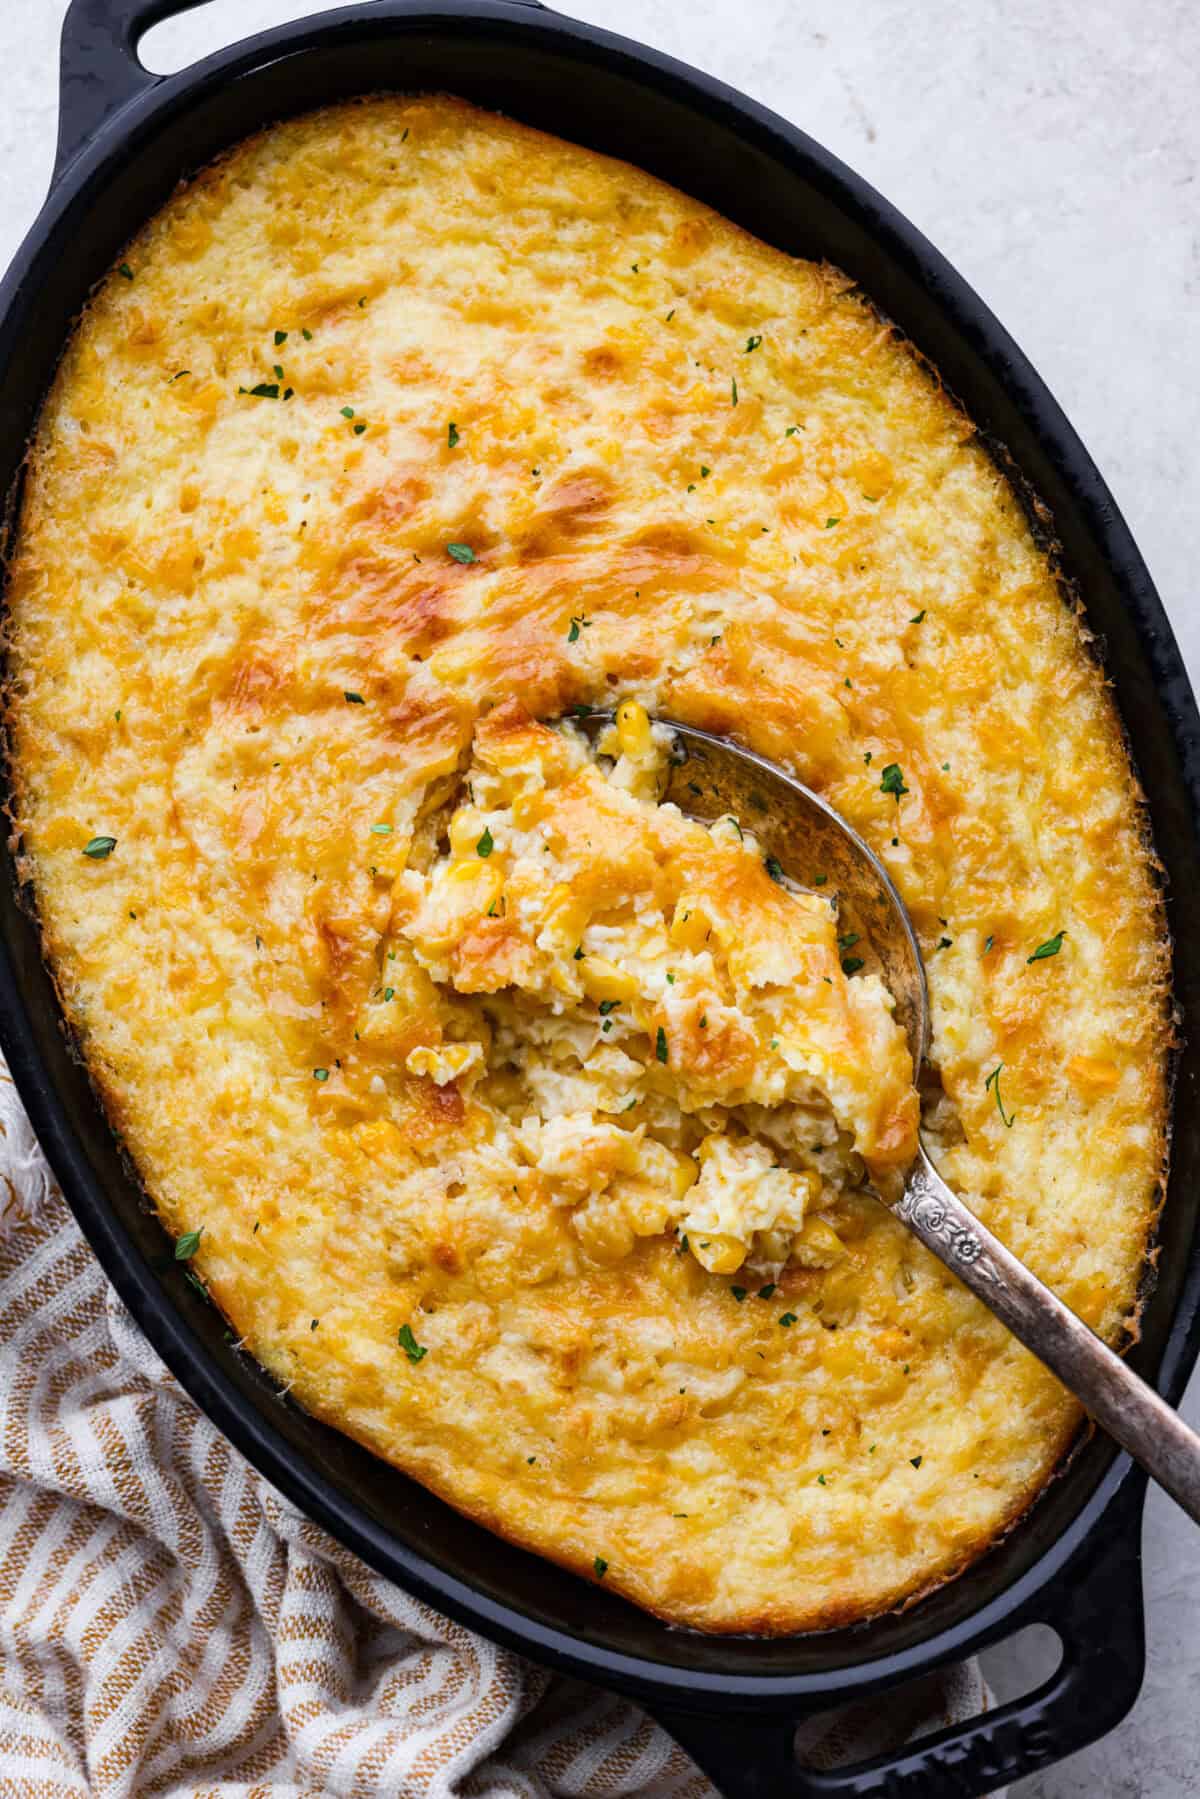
[1,3,1198,1793]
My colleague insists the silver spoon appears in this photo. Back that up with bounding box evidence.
[576,710,1200,1524]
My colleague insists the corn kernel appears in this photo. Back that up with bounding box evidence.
[670,1154,699,1203]
[616,700,651,757]
[406,1042,484,1086]
[443,862,504,920]
[510,791,543,830]
[791,1217,846,1267]
[540,882,589,948]
[690,1231,746,1274]
[578,954,639,1004]
[669,896,711,951]
[448,808,487,857]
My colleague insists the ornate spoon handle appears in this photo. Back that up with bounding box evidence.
[898,1142,1200,1525]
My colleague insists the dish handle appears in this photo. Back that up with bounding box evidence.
[56,0,220,179]
[649,1487,1145,1798]
[54,0,551,183]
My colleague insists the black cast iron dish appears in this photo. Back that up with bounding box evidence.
[2,2,1198,1793]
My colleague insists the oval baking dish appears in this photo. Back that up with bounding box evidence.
[2,4,1200,1794]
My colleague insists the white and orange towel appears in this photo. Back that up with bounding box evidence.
[0,1059,1000,1796]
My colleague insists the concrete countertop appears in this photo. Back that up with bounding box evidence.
[1,3,1197,1793]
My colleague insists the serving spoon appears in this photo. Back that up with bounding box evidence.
[577,710,1200,1524]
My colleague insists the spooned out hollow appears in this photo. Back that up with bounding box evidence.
[566,711,1200,1534]
[569,711,931,1074]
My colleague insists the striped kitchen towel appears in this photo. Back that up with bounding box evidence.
[0,1058,1001,1796]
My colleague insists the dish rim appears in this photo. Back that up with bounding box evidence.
[0,0,1196,1720]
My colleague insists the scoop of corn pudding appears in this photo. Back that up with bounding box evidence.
[391,699,919,1275]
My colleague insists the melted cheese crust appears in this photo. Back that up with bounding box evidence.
[6,95,1169,1633]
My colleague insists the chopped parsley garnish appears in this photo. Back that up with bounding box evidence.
[779,1312,797,1328]
[340,406,355,418]
[311,1318,319,1330]
[573,945,584,961]
[476,826,494,858]
[699,1014,707,1028]
[370,822,393,835]
[764,855,785,884]
[825,517,840,529]
[938,936,953,950]
[447,542,476,564]
[241,382,280,399]
[593,1556,608,1579]
[353,421,367,435]
[813,873,828,886]
[817,1474,827,1486]
[174,1228,202,1261]
[273,364,284,380]
[841,955,865,976]
[744,334,762,353]
[879,762,908,799]
[274,330,288,346]
[598,999,620,1015]
[730,375,738,406]
[731,1285,747,1302]
[985,1062,1015,1128]
[117,263,133,280]
[567,614,591,643]
[447,421,460,448]
[910,609,926,624]
[83,836,117,859]
[1028,930,1066,963]
[312,1068,330,1082]
[757,1283,776,1299]
[384,988,395,1002]
[984,934,995,953]
[397,1323,427,1364]
[910,1455,923,1469]
[344,691,365,704]
[302,327,313,341]
[655,1026,669,1064]
[837,932,859,951]
[700,464,710,477]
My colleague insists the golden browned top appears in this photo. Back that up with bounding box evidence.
[5,94,1168,1633]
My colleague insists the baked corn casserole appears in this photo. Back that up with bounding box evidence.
[4,95,1169,1633]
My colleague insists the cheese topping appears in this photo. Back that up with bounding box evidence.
[5,95,1168,1634]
